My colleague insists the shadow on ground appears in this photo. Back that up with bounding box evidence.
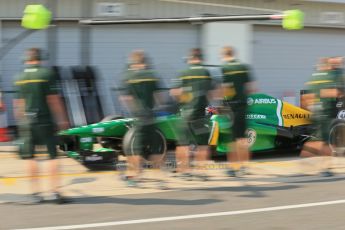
[190,184,300,198]
[0,194,223,206]
[70,197,223,206]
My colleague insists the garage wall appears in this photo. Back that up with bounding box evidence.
[90,23,200,115]
[202,22,253,65]
[56,22,80,66]
[253,25,345,102]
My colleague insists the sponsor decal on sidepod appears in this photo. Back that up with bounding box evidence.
[247,97,276,105]
[246,128,257,147]
[283,114,311,119]
[246,114,267,119]
[337,110,345,120]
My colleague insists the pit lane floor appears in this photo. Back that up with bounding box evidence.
[0,152,345,230]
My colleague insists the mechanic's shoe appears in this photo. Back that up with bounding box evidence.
[121,175,140,187]
[120,175,140,187]
[320,170,334,177]
[227,167,248,178]
[236,167,248,177]
[156,181,169,190]
[21,193,44,205]
[193,173,210,181]
[47,193,71,204]
[126,179,139,187]
[119,174,128,181]
[175,173,193,181]
[226,169,237,177]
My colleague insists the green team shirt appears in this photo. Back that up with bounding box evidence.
[307,69,341,116]
[123,68,159,112]
[332,68,345,94]
[176,65,212,120]
[221,59,251,104]
[15,65,58,123]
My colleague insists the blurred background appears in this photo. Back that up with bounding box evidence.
[1,0,345,132]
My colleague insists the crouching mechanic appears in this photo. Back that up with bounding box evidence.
[221,46,255,177]
[120,50,166,188]
[13,48,69,204]
[301,57,343,176]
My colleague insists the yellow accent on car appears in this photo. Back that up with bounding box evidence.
[281,102,312,127]
[209,121,219,146]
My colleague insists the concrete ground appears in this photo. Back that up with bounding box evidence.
[0,147,345,229]
[0,149,345,199]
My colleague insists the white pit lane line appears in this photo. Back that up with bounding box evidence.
[16,199,345,230]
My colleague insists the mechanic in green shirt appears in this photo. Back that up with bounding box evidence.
[170,48,213,179]
[121,50,164,187]
[329,56,345,96]
[220,46,255,177]
[301,57,343,176]
[13,48,69,203]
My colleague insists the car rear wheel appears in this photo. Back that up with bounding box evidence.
[329,120,345,156]
[122,127,167,162]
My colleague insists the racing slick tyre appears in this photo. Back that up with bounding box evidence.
[122,127,167,162]
[81,149,118,171]
[329,119,345,156]
[97,115,125,154]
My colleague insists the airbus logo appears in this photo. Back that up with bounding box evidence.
[248,98,277,105]
[255,98,276,104]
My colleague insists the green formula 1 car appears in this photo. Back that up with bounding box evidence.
[58,93,320,169]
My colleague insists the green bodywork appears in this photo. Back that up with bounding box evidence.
[59,93,312,160]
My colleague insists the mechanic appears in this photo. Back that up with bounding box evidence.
[13,48,69,204]
[329,56,345,94]
[121,50,165,188]
[300,57,343,176]
[170,48,213,180]
[220,46,255,177]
